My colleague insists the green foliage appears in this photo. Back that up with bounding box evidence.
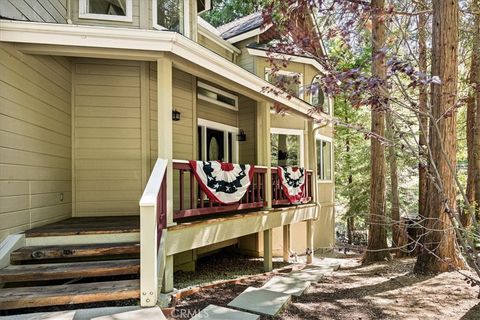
[201,0,262,27]
[334,96,371,226]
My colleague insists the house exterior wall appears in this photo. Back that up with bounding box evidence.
[72,58,145,216]
[197,34,235,62]
[0,0,68,23]
[0,42,72,242]
[235,39,256,74]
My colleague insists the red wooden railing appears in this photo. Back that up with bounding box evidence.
[173,160,267,220]
[272,168,313,206]
[173,160,314,220]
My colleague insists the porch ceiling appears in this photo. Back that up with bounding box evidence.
[0,20,326,121]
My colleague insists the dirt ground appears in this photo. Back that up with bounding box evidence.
[171,252,480,320]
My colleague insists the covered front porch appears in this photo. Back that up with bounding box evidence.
[0,21,325,310]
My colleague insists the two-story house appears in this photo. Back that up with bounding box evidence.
[0,0,335,311]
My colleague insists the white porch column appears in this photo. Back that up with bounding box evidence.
[157,58,175,293]
[157,58,174,226]
[257,101,273,271]
[256,101,272,208]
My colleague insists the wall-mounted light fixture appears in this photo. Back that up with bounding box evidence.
[172,109,181,121]
[237,129,247,141]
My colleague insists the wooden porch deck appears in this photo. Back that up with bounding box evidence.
[25,216,140,237]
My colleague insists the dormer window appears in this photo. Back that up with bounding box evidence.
[79,0,133,22]
[153,0,185,33]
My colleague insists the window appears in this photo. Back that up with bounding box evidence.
[197,0,212,14]
[198,119,239,163]
[316,136,333,181]
[310,76,330,114]
[270,128,304,167]
[79,0,132,21]
[153,0,185,33]
[197,82,239,111]
[265,68,304,99]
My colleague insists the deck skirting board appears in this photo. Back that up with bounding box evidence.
[166,204,317,256]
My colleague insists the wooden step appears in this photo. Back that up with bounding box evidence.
[10,242,140,264]
[25,216,139,237]
[0,259,139,283]
[0,279,139,310]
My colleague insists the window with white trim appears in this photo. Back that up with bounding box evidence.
[316,136,333,181]
[270,128,304,167]
[265,68,304,99]
[198,119,239,163]
[153,0,185,33]
[197,81,239,111]
[79,0,132,22]
[311,75,330,115]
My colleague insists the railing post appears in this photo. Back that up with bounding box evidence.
[140,205,158,307]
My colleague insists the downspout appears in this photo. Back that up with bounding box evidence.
[66,0,73,24]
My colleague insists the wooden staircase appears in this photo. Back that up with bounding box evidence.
[0,217,141,312]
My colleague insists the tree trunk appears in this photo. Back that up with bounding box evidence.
[363,0,390,263]
[414,0,464,273]
[472,1,480,227]
[386,112,400,252]
[418,3,429,221]
[463,1,479,228]
[347,216,354,245]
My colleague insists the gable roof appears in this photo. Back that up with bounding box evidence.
[217,11,265,40]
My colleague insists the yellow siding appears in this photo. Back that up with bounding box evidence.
[0,43,72,242]
[238,96,256,164]
[197,34,234,62]
[236,38,256,74]
[73,59,142,216]
[150,66,196,162]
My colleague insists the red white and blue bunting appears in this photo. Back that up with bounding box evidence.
[278,166,306,203]
[189,161,255,205]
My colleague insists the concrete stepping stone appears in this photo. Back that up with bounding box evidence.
[288,267,331,282]
[91,306,166,320]
[190,304,259,320]
[261,276,310,297]
[227,287,291,316]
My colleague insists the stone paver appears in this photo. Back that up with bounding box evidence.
[91,306,166,320]
[227,287,291,316]
[261,276,310,297]
[190,304,259,320]
[288,267,331,282]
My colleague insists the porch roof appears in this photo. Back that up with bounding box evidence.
[0,19,327,122]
